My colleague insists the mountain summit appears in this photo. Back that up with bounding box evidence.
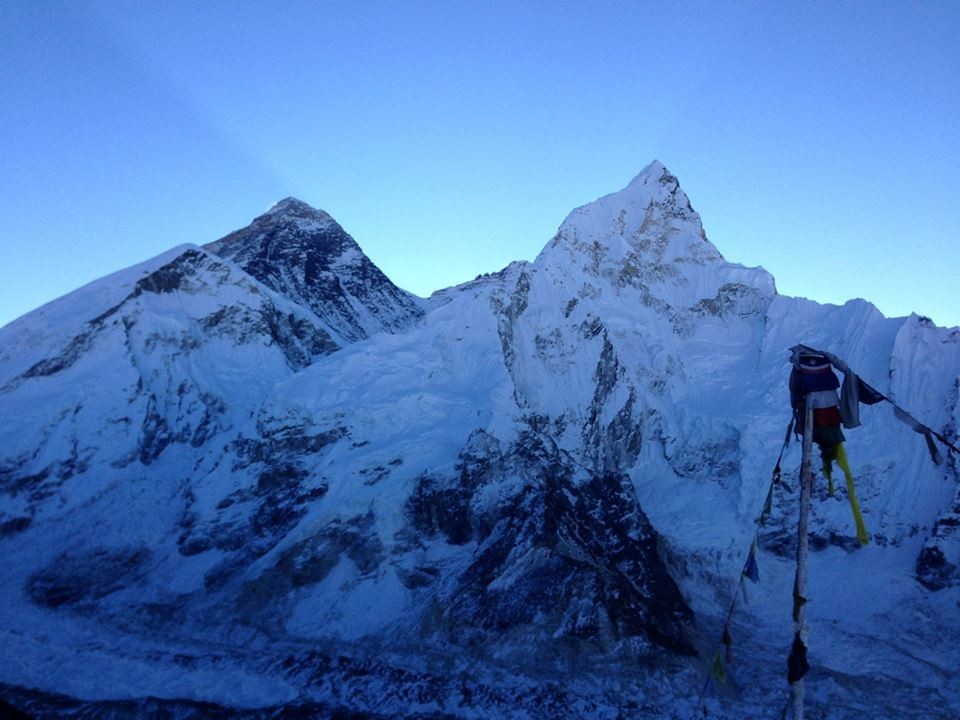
[541,159,718,266]
[0,165,958,718]
[264,196,335,220]
[534,161,774,322]
[205,199,424,342]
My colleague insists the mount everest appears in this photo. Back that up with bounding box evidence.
[0,161,958,718]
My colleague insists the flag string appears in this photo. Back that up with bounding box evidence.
[693,417,793,716]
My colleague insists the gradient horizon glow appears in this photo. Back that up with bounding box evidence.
[2,1,958,329]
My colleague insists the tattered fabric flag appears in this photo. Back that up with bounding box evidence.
[743,542,760,583]
[814,346,959,460]
[711,649,727,685]
[893,406,944,465]
[792,578,807,623]
[760,484,774,526]
[924,432,944,466]
[761,417,793,527]
[722,626,734,663]
[787,633,810,684]
[701,675,717,701]
[857,377,885,405]
[826,350,882,429]
[856,374,956,460]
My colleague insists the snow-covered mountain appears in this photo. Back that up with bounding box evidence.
[204,197,425,343]
[1,162,958,718]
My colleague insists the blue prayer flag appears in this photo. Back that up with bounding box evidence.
[743,543,760,583]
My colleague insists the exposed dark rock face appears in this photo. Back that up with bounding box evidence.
[689,282,770,320]
[177,421,345,567]
[27,546,152,609]
[582,333,646,472]
[405,429,694,655]
[0,681,426,720]
[917,490,960,590]
[206,198,424,343]
[235,512,387,622]
[232,422,348,467]
[0,516,31,537]
[492,269,531,374]
[408,472,474,546]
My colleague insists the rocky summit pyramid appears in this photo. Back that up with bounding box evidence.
[0,162,958,718]
[205,197,425,343]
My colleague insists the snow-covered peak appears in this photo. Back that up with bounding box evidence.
[260,196,336,227]
[541,160,719,265]
[204,198,425,343]
[533,161,772,309]
[268,196,316,213]
[205,198,342,265]
[625,160,676,190]
[622,159,695,213]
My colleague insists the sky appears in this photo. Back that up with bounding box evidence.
[1,0,958,330]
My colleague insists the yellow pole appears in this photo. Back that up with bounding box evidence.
[836,444,869,546]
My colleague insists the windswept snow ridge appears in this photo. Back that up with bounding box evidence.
[1,162,958,718]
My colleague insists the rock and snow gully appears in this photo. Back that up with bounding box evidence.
[0,162,958,718]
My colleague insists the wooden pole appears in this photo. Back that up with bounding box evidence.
[791,395,814,720]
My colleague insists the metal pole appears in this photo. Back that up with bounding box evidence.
[791,395,814,720]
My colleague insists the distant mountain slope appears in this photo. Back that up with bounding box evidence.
[0,245,336,530]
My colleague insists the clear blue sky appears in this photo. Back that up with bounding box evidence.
[2,1,958,329]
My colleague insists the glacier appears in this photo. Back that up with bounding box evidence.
[0,161,958,718]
